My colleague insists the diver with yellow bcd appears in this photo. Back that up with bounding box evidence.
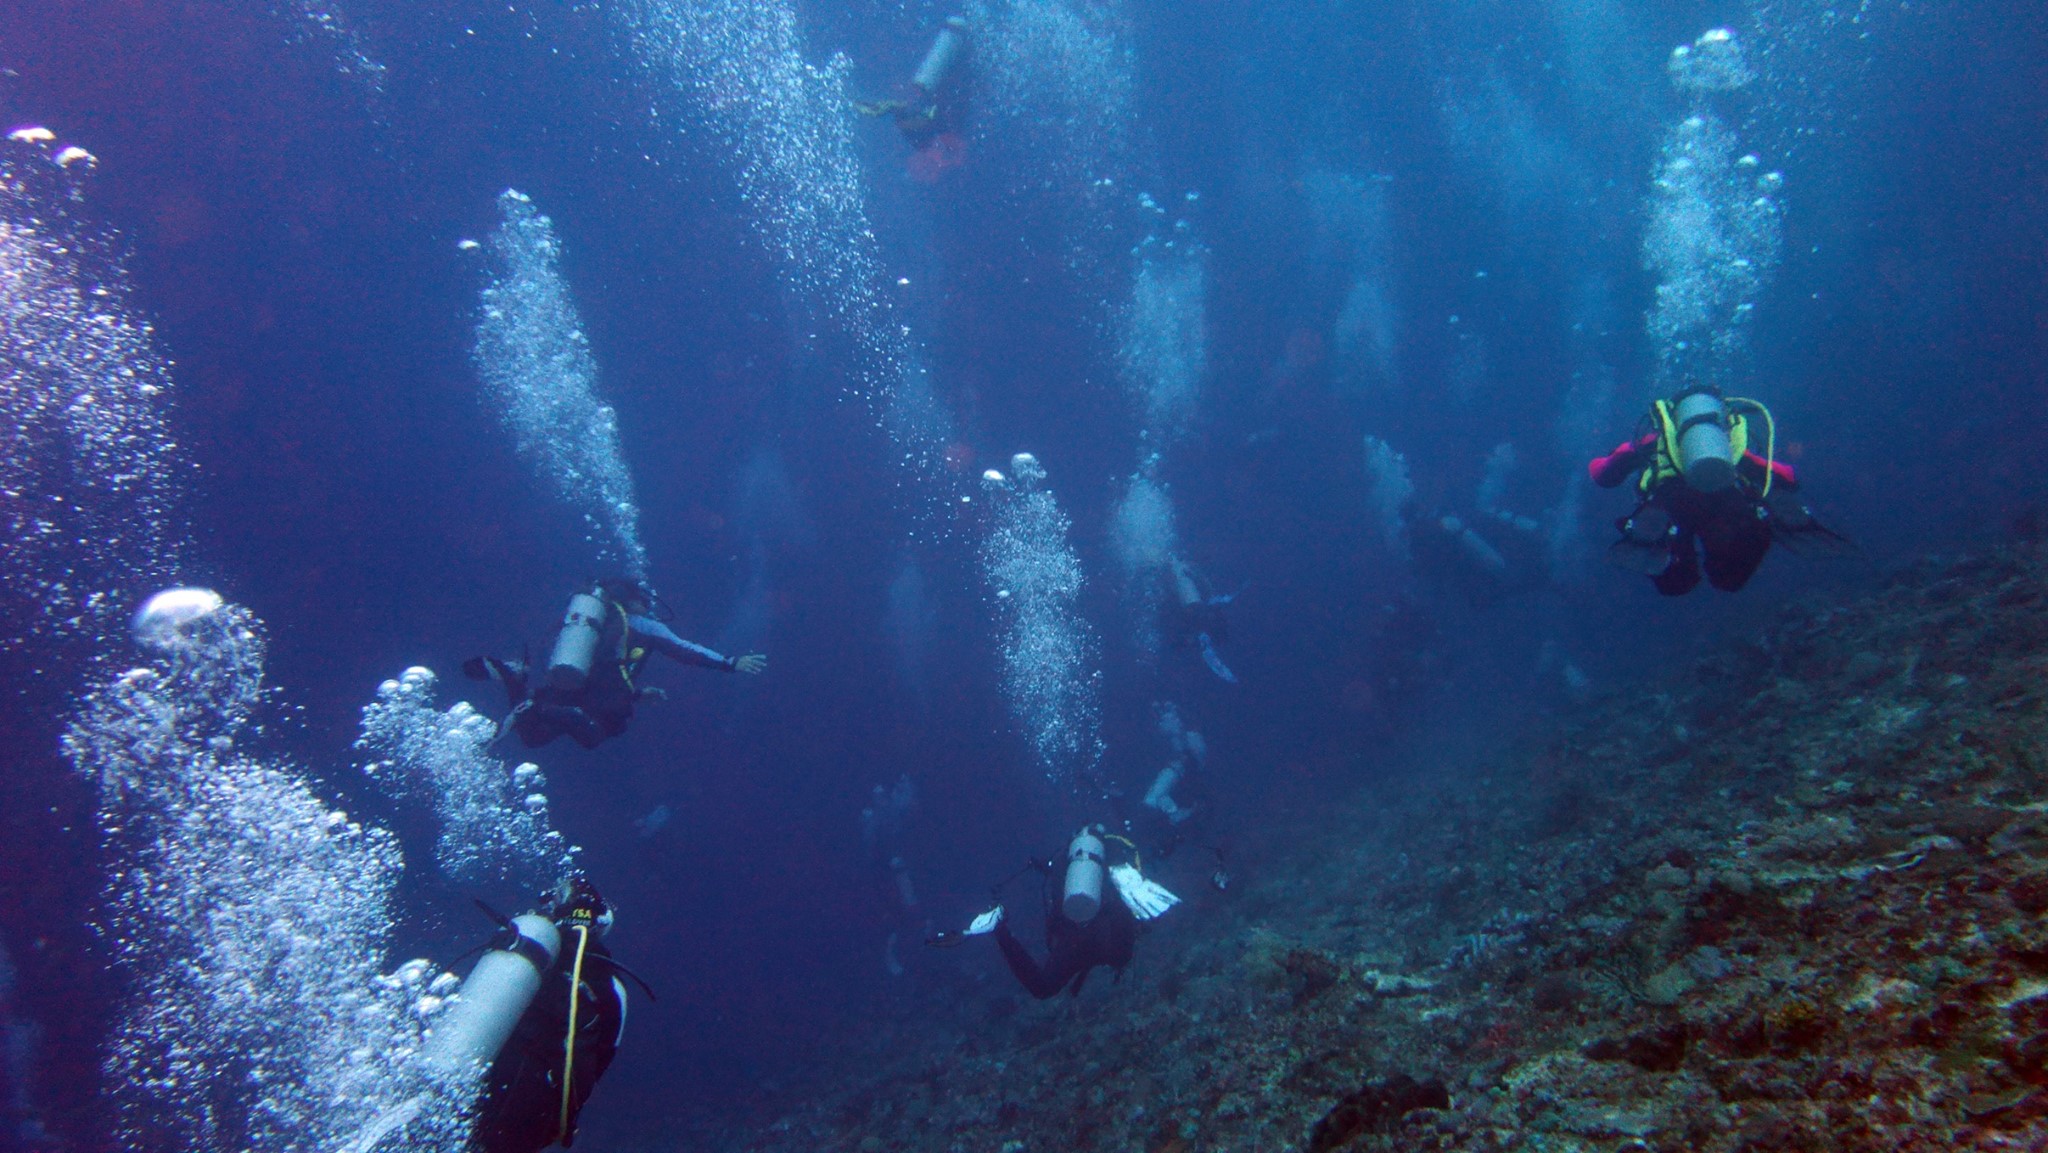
[1590,386,1850,595]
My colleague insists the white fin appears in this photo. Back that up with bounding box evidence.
[1110,863,1180,920]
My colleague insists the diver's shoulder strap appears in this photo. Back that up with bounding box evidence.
[1639,400,1681,494]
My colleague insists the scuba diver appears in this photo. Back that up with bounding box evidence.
[1162,557,1238,683]
[1591,386,1849,595]
[855,15,970,168]
[465,579,766,750]
[1141,701,1206,829]
[404,877,651,1153]
[928,826,1179,999]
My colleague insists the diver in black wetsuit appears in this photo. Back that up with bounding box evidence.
[1161,557,1237,683]
[472,878,635,1153]
[466,579,766,750]
[928,827,1179,1000]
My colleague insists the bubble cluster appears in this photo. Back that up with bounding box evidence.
[616,0,954,488]
[475,190,649,580]
[0,136,187,651]
[964,0,1138,257]
[65,600,474,1153]
[1642,109,1783,391]
[1108,470,1178,658]
[1305,170,1398,394]
[1120,233,1207,439]
[980,466,1102,783]
[1363,435,1414,564]
[281,1,388,96]
[357,665,574,891]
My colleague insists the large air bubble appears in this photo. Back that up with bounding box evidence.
[131,587,225,653]
[1668,27,1753,94]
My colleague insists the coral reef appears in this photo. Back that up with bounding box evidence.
[738,545,2048,1152]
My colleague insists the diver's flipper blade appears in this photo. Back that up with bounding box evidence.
[1198,634,1238,684]
[1772,517,1860,560]
[473,898,514,929]
[601,956,660,1002]
[1110,864,1181,920]
[1606,538,1676,576]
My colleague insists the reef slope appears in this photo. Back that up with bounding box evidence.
[744,546,2048,1153]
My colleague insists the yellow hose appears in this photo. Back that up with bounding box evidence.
[1728,397,1778,499]
[557,923,591,1145]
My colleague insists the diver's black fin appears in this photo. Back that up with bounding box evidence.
[473,898,514,929]
[1606,538,1677,576]
[598,955,659,1003]
[1773,520,1860,559]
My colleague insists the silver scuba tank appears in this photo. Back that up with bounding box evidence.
[421,913,561,1076]
[1672,389,1737,492]
[911,16,969,93]
[1062,829,1107,924]
[1440,515,1508,574]
[547,592,608,691]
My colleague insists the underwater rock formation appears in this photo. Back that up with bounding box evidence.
[740,543,2048,1152]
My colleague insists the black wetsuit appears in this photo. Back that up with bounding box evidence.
[1591,433,1803,596]
[994,896,1139,1000]
[493,608,736,750]
[472,930,627,1153]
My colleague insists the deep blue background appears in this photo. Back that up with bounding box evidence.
[0,0,2042,1148]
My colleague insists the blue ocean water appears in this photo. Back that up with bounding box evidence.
[0,0,2041,1149]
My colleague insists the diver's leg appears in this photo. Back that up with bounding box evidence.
[511,706,560,750]
[1652,535,1702,596]
[520,704,603,750]
[1703,512,1772,592]
[559,707,608,750]
[993,922,1065,1000]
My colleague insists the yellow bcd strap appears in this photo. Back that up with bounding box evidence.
[1102,832,1142,873]
[1641,396,1754,494]
[1639,400,1683,494]
[1725,397,1778,500]
[557,922,593,1146]
[611,602,643,693]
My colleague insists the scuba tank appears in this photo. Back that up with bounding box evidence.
[1172,561,1203,609]
[421,913,561,1077]
[1671,387,1737,492]
[547,591,609,691]
[1062,829,1107,924]
[911,16,969,93]
[1440,516,1508,574]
